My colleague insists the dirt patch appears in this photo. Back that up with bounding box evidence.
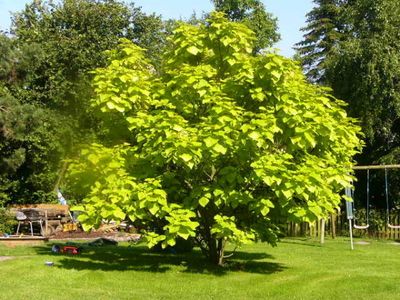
[354,241,370,245]
[50,230,140,242]
[52,230,115,239]
[0,256,14,261]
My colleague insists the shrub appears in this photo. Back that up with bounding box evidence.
[0,207,17,235]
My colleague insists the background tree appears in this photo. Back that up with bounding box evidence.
[325,0,400,164]
[68,13,361,265]
[0,0,167,204]
[212,0,280,52]
[295,0,345,83]
[297,0,400,162]
[0,86,72,205]
[0,33,72,204]
[10,0,165,117]
[297,0,400,210]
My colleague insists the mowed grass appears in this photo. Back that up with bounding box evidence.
[0,237,399,300]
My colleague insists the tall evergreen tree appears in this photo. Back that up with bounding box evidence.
[295,0,345,83]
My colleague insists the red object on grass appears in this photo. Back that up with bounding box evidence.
[52,244,82,255]
[60,245,80,255]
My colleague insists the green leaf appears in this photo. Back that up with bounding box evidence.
[199,197,209,207]
[187,46,200,55]
[114,209,126,220]
[106,101,115,109]
[204,137,218,148]
[213,143,227,154]
[149,205,159,215]
[166,237,176,246]
[71,205,85,212]
[249,131,261,140]
[180,153,193,162]
[178,232,190,240]
[81,223,94,232]
[282,189,293,199]
[260,206,270,216]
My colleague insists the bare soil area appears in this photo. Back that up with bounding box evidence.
[50,229,140,242]
[0,256,14,261]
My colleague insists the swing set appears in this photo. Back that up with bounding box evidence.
[345,164,400,249]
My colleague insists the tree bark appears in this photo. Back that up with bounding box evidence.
[217,238,226,265]
[207,237,225,265]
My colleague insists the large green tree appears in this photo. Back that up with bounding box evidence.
[67,13,361,265]
[212,0,280,52]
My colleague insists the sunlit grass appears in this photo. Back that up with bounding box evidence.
[0,237,399,299]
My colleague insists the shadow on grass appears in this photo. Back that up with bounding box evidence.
[280,238,323,248]
[33,243,286,276]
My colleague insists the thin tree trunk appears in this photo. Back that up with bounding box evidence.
[217,238,226,266]
[208,238,218,265]
[207,237,226,266]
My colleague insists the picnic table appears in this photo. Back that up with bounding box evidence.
[10,204,73,237]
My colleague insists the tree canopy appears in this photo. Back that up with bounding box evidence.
[68,12,362,265]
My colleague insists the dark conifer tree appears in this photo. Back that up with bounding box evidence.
[295,0,345,83]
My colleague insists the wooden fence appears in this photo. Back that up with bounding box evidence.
[284,210,400,240]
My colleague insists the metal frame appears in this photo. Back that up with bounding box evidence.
[347,164,400,249]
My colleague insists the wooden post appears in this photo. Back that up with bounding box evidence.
[295,223,299,236]
[349,218,354,250]
[308,222,313,238]
[320,219,325,244]
[45,210,48,237]
[331,213,336,239]
[314,221,318,239]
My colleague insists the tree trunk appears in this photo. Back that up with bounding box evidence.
[217,238,226,265]
[197,208,226,266]
[207,237,225,266]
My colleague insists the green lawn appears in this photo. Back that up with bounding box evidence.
[0,238,399,299]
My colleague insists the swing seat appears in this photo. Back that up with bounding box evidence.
[353,224,369,229]
[388,224,400,229]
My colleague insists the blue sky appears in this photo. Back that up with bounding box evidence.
[0,0,314,57]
